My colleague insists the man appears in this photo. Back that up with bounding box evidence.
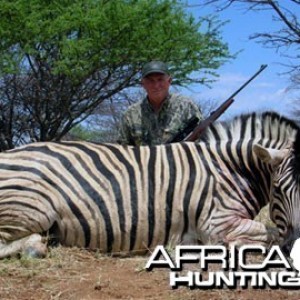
[118,61,203,146]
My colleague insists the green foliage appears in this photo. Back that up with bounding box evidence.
[68,124,99,141]
[0,0,232,84]
[67,123,118,143]
[0,0,234,148]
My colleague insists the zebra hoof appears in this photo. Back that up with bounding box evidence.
[23,243,48,258]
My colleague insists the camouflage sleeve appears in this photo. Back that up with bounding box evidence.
[185,99,203,123]
[117,114,133,145]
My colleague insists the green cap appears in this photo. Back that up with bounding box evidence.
[141,61,169,78]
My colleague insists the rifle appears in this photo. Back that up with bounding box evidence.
[169,116,200,143]
[181,64,268,142]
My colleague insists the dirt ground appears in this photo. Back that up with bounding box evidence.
[0,207,298,300]
[0,246,300,300]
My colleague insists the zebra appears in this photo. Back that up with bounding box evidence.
[0,111,299,258]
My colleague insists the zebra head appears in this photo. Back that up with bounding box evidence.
[254,131,300,256]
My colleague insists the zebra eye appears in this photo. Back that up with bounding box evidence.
[273,185,280,195]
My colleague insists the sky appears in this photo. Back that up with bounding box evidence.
[180,1,299,119]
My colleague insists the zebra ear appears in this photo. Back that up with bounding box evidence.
[253,144,286,166]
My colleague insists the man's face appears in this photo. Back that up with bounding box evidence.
[141,73,172,104]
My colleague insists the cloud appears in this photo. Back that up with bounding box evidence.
[183,71,293,118]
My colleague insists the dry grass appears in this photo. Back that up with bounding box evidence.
[0,206,298,300]
[0,247,300,300]
[255,204,275,228]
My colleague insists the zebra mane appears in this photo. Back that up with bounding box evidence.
[292,130,300,182]
[201,111,300,182]
[201,111,299,149]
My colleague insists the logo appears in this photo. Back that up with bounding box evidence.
[290,238,300,274]
[145,245,300,289]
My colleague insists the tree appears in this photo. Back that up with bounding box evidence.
[202,2,300,76]
[66,93,131,143]
[202,0,300,117]
[0,0,233,150]
[202,1,300,54]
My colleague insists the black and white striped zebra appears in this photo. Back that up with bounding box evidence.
[0,111,299,258]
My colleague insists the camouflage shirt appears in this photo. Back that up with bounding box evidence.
[118,93,203,146]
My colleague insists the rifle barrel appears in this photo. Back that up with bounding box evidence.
[224,64,268,102]
[181,64,268,142]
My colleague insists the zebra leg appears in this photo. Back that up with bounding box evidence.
[208,207,279,247]
[210,217,276,247]
[0,234,47,259]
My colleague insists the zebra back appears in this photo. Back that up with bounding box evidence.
[202,111,298,148]
[0,111,299,258]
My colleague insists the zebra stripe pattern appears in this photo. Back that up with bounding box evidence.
[0,111,299,258]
